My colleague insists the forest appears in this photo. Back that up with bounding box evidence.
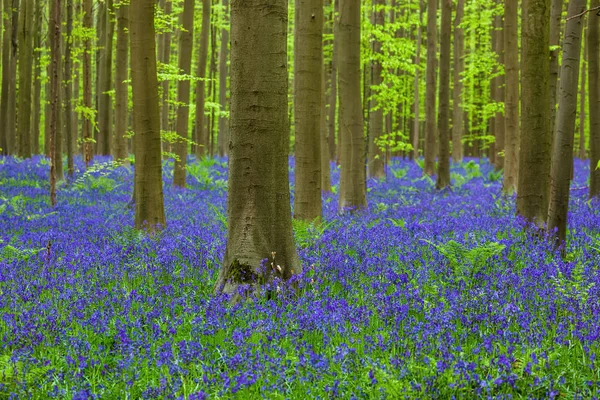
[1,0,600,397]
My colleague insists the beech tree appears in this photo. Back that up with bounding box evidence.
[131,0,166,231]
[97,0,114,156]
[194,0,210,157]
[436,0,451,189]
[83,0,93,166]
[424,0,437,176]
[114,1,129,162]
[503,0,519,193]
[217,0,229,158]
[17,0,33,158]
[217,0,300,296]
[589,1,600,198]
[49,0,61,206]
[368,0,385,179]
[452,0,465,163]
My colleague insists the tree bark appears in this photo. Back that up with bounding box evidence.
[320,57,331,192]
[589,1,600,198]
[0,0,17,155]
[294,0,323,220]
[49,0,61,206]
[547,0,586,248]
[368,0,385,179]
[424,0,437,176]
[83,0,93,167]
[31,0,42,155]
[327,0,338,162]
[517,0,551,227]
[338,0,367,211]
[217,0,229,158]
[160,0,172,137]
[50,0,63,181]
[65,0,74,177]
[218,0,301,297]
[451,0,464,163]
[436,0,451,189]
[579,31,586,160]
[194,0,210,158]
[131,0,167,231]
[98,0,114,156]
[114,1,129,162]
[548,0,564,142]
[503,0,519,193]
[17,0,33,158]
[493,10,505,170]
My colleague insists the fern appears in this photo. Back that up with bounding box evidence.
[551,262,595,307]
[292,219,332,249]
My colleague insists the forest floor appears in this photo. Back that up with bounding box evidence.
[0,156,599,399]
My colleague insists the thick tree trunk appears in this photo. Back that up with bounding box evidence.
[17,0,33,158]
[517,0,551,227]
[436,0,451,189]
[194,0,210,158]
[368,0,385,179]
[173,0,195,187]
[579,35,586,160]
[548,0,564,142]
[98,0,114,156]
[493,11,505,170]
[503,0,519,193]
[49,0,61,206]
[83,0,93,167]
[451,0,464,163]
[327,0,338,162]
[218,0,301,297]
[589,1,600,198]
[131,0,166,231]
[65,0,74,177]
[338,0,367,211]
[424,0,437,176]
[547,0,586,248]
[31,0,42,155]
[294,0,323,220]
[217,0,229,158]
[114,1,129,162]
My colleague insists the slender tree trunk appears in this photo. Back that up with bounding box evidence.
[114,1,129,162]
[579,33,587,160]
[327,0,338,162]
[424,0,437,176]
[517,0,551,227]
[503,0,519,193]
[548,0,564,141]
[83,0,93,167]
[436,0,451,189]
[217,0,229,157]
[160,0,172,136]
[294,0,323,220]
[194,0,210,158]
[173,0,195,187]
[208,19,217,157]
[65,0,74,177]
[97,0,114,156]
[493,11,505,170]
[0,0,17,155]
[547,0,586,248]
[218,0,301,297]
[589,0,600,198]
[451,0,464,163]
[131,0,166,231]
[17,0,33,158]
[320,58,331,193]
[413,0,423,160]
[49,0,61,206]
[368,0,385,179]
[338,0,367,211]
[31,0,42,155]
[50,2,63,180]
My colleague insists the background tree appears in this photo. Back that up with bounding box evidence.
[589,1,600,198]
[338,0,367,211]
[194,0,210,158]
[64,0,75,176]
[503,0,519,193]
[579,33,587,160]
[173,0,195,187]
[436,0,451,189]
[97,0,114,156]
[17,0,33,158]
[83,0,93,167]
[31,0,43,155]
[49,0,61,206]
[367,0,385,179]
[547,0,586,248]
[131,0,166,231]
[424,0,437,176]
[114,0,129,162]
[217,0,229,157]
[548,0,564,140]
[493,9,505,170]
[452,0,465,163]
[0,0,17,155]
[294,0,323,221]
[217,0,301,296]
[159,0,172,138]
[517,0,551,226]
[327,0,338,162]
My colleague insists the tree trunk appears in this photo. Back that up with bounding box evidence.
[208,20,218,157]
[217,0,229,158]
[98,0,114,156]
[131,0,166,231]
[589,1,600,198]
[0,0,17,155]
[548,0,564,142]
[17,0,33,158]
[173,0,195,187]
[412,0,423,160]
[294,0,323,220]
[503,0,519,193]
[114,1,129,162]
[368,0,385,179]
[320,57,331,193]
[83,0,93,167]
[31,0,42,155]
[424,0,437,176]
[50,1,63,181]
[451,0,464,163]
[547,0,586,248]
[436,0,451,189]
[493,10,505,170]
[49,0,61,206]
[327,0,338,162]
[160,0,172,137]
[517,0,551,227]
[194,0,210,158]
[338,0,367,211]
[65,0,74,177]
[218,0,301,297]
[579,31,586,160]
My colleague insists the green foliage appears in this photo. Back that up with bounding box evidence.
[0,240,45,263]
[71,161,122,194]
[292,218,332,249]
[186,162,227,191]
[551,262,595,307]
[390,166,408,179]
